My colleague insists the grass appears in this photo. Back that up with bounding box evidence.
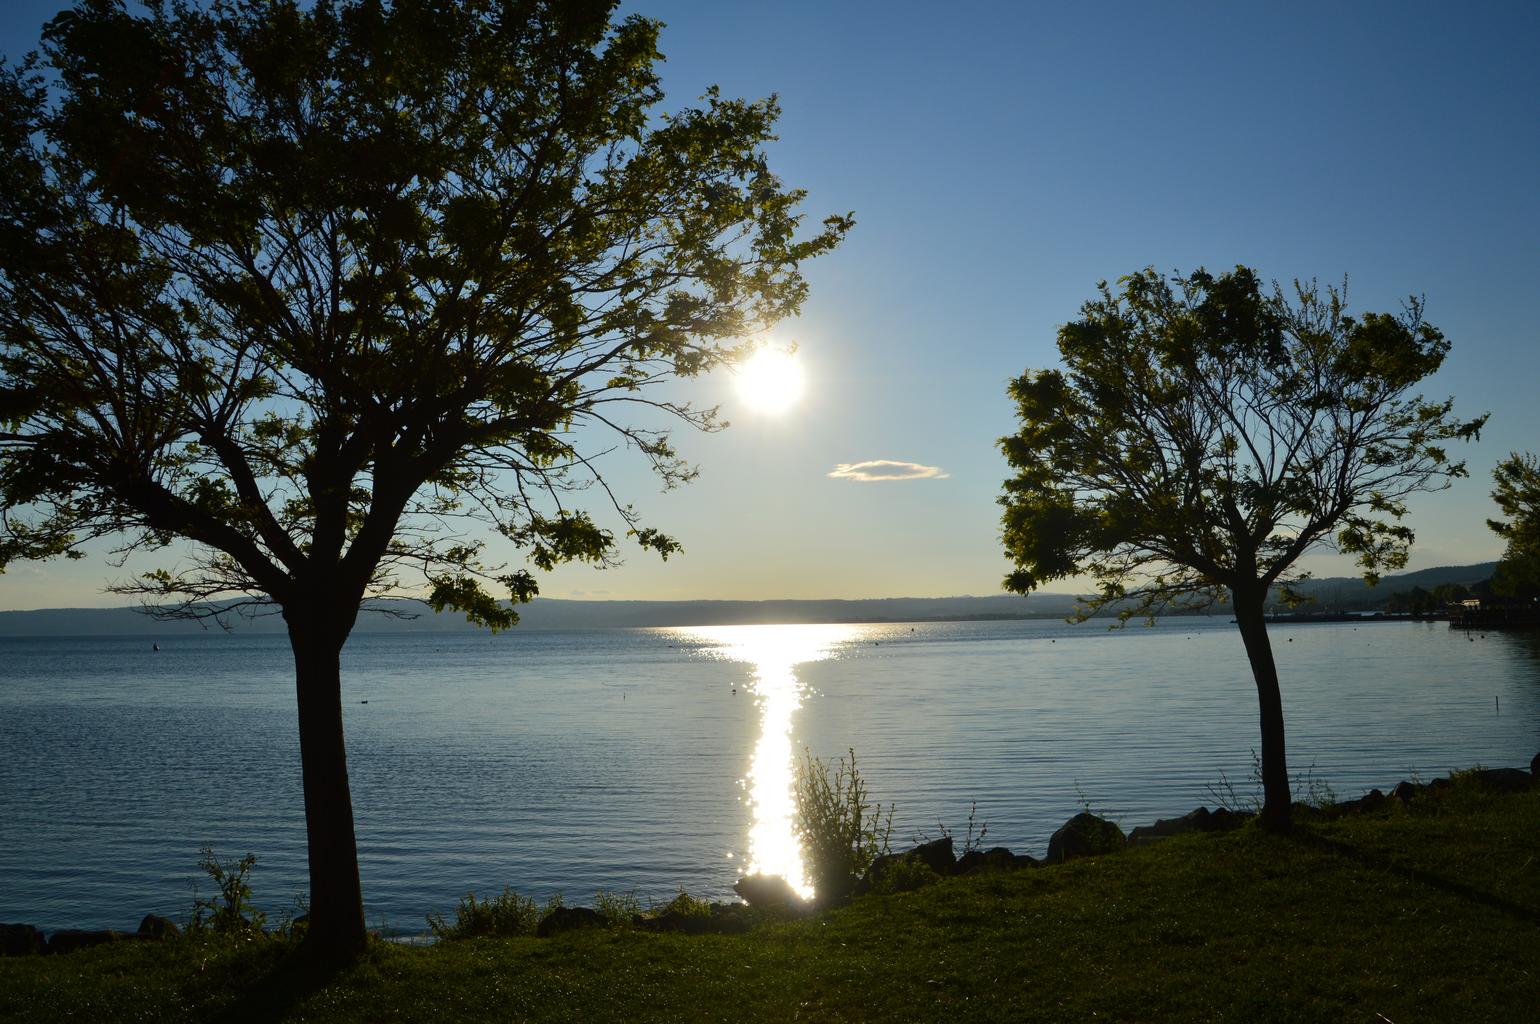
[4,779,1538,1022]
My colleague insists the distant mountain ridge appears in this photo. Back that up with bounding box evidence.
[0,592,1087,636]
[0,561,1500,635]
[1279,562,1498,611]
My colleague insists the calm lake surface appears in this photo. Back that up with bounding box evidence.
[3,618,1538,935]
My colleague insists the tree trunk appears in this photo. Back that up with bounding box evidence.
[288,621,368,958]
[1233,586,1292,830]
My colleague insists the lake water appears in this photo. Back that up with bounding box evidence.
[2,617,1537,936]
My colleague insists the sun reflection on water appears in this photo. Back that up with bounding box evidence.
[677,624,858,899]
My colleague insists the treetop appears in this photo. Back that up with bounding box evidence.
[1000,266,1485,621]
[0,0,851,627]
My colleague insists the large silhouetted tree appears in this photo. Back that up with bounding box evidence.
[999,267,1483,829]
[0,0,848,957]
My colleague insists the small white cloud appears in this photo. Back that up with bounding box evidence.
[828,459,950,482]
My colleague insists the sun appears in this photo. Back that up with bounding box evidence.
[734,346,805,415]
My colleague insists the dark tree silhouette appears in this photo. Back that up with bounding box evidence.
[0,0,848,957]
[999,267,1483,829]
[1488,453,1540,599]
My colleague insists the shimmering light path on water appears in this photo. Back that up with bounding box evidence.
[681,625,857,898]
[2,618,1537,935]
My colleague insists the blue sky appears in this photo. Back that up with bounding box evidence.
[2,1,1537,608]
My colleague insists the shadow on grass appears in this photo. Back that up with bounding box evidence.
[207,946,352,1024]
[1291,828,1540,926]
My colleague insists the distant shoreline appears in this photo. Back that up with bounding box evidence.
[0,595,1080,636]
[0,561,1498,635]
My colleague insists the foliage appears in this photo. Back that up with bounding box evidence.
[0,0,846,954]
[1298,763,1338,810]
[1385,582,1470,615]
[425,887,555,941]
[272,891,310,941]
[999,266,1483,827]
[593,889,642,928]
[655,889,713,918]
[927,800,989,855]
[1203,765,1256,815]
[1488,452,1540,598]
[868,856,941,895]
[189,846,266,940]
[999,266,1485,618]
[0,0,851,625]
[793,748,893,900]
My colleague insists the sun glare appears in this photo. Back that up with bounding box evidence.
[678,624,859,900]
[734,346,805,415]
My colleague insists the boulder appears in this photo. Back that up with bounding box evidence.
[1128,807,1215,846]
[1206,807,1248,831]
[1046,812,1125,863]
[732,874,805,910]
[535,906,608,938]
[1531,752,1539,778]
[1390,781,1418,805]
[1333,789,1388,816]
[46,929,137,956]
[137,914,181,940]
[955,846,1024,873]
[909,836,956,876]
[0,923,45,956]
[1471,768,1534,794]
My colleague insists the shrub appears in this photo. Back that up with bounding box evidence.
[426,887,553,940]
[189,846,266,940]
[657,889,713,918]
[870,856,941,895]
[594,889,642,927]
[794,748,893,900]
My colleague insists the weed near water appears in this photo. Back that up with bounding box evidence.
[919,800,990,855]
[425,887,557,940]
[188,847,265,940]
[1205,749,1342,812]
[793,747,893,899]
[593,889,642,927]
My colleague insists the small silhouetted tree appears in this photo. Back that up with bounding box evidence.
[1408,585,1435,617]
[0,0,848,957]
[1488,453,1540,599]
[1431,582,1470,607]
[999,267,1484,829]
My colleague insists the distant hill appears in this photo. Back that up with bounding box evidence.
[0,592,1086,636]
[1275,562,1498,612]
[0,562,1498,635]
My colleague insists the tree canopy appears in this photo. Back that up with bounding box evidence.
[1488,453,1540,599]
[0,0,848,956]
[0,0,850,625]
[999,266,1484,826]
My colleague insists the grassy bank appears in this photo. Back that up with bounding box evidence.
[4,779,1538,1023]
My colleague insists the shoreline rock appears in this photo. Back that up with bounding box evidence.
[1046,812,1126,863]
[0,923,45,956]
